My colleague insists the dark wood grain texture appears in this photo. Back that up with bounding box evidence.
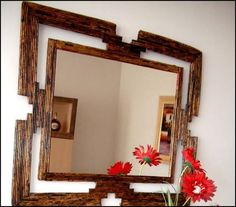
[170,70,183,183]
[22,114,33,197]
[18,2,39,104]
[12,1,202,206]
[38,39,57,180]
[56,39,182,73]
[134,30,201,62]
[28,2,117,37]
[12,120,25,205]
[187,55,202,121]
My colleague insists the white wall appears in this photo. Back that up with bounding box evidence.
[1,1,235,206]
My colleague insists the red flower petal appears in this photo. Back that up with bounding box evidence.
[182,147,195,160]
[133,145,161,166]
[181,171,217,203]
[107,161,132,176]
[182,147,204,172]
[123,162,133,174]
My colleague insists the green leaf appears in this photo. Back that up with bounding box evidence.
[167,189,174,206]
[161,192,167,206]
[163,181,178,205]
[163,181,177,194]
[185,161,192,169]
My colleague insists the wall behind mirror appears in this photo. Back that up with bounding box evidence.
[2,2,234,206]
[49,49,177,177]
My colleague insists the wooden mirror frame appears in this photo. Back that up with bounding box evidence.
[39,38,182,182]
[12,2,202,206]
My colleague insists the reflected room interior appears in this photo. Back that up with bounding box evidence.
[49,49,177,177]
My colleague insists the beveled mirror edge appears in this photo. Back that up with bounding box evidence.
[38,38,183,183]
[12,1,202,206]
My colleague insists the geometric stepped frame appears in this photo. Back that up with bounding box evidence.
[12,2,201,206]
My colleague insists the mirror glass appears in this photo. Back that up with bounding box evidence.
[49,49,177,177]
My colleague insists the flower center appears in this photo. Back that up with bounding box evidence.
[193,185,202,194]
[143,157,151,163]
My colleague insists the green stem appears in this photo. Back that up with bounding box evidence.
[175,165,189,206]
[161,192,167,206]
[182,197,191,206]
[139,162,145,175]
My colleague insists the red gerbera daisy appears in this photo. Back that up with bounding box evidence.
[182,147,204,172]
[182,147,195,161]
[133,145,161,166]
[107,161,132,176]
[181,171,217,203]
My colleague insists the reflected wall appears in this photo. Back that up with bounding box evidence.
[49,49,177,176]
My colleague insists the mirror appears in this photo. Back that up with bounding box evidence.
[12,2,202,206]
[49,48,178,177]
[40,38,183,183]
[39,39,182,182]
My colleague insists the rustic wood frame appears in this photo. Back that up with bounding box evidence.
[51,96,78,140]
[12,2,202,206]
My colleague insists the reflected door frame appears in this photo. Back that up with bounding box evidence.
[155,96,175,163]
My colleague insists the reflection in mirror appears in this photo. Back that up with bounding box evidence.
[49,48,177,177]
[155,96,175,163]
